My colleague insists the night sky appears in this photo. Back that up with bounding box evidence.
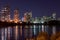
[0,0,60,18]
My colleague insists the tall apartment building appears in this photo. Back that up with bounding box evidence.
[1,5,10,22]
[13,8,19,23]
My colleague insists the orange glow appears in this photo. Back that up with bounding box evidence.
[15,26,18,40]
[14,19,19,23]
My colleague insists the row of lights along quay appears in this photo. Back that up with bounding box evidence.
[0,5,60,40]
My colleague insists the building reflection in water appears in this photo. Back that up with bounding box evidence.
[14,26,18,40]
[1,28,4,40]
[5,28,7,40]
[0,24,60,40]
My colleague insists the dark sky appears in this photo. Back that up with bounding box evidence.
[0,0,60,18]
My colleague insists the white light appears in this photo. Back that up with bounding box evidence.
[52,26,56,34]
[41,21,44,23]
[5,28,7,40]
[42,25,44,32]
[1,28,4,40]
[34,25,36,35]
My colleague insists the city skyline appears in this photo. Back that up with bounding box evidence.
[0,5,57,20]
[0,0,60,18]
[0,0,60,40]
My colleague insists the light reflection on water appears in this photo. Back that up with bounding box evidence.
[0,25,58,40]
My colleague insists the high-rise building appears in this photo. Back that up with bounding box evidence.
[1,5,10,22]
[13,8,19,23]
[22,11,32,22]
[52,12,56,20]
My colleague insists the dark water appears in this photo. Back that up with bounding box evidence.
[0,25,59,40]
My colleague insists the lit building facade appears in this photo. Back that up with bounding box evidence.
[13,8,19,23]
[1,5,10,22]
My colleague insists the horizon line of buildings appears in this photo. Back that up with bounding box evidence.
[0,5,60,23]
